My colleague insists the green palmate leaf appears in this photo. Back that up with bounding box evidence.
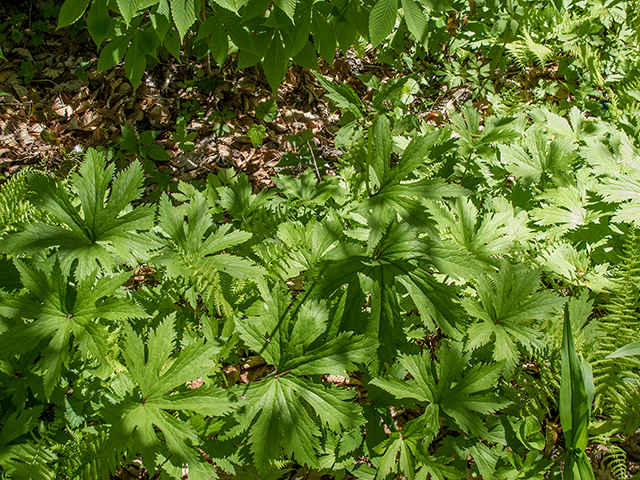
[209,15,229,67]
[236,280,376,374]
[125,31,148,88]
[217,172,276,228]
[430,196,532,265]
[0,260,146,398]
[231,280,374,472]
[531,167,601,235]
[397,268,467,339]
[401,0,428,43]
[375,434,417,480]
[369,0,398,48]
[499,126,577,184]
[374,424,464,480]
[263,31,289,92]
[58,0,91,28]
[247,124,267,148]
[234,376,364,473]
[311,9,336,64]
[87,0,113,46]
[371,343,509,439]
[596,176,640,227]
[154,186,261,316]
[449,105,518,162]
[237,377,319,471]
[313,220,466,371]
[0,149,156,278]
[104,317,235,475]
[462,261,564,379]
[274,0,296,21]
[98,35,132,71]
[357,129,466,249]
[171,0,197,39]
[560,304,595,480]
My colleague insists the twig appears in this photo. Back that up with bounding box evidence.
[307,139,322,182]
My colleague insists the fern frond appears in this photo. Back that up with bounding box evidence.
[602,445,628,480]
[0,168,47,236]
[608,382,640,437]
[563,42,604,87]
[0,442,57,480]
[502,364,560,423]
[506,31,554,70]
[591,229,640,414]
[55,428,120,480]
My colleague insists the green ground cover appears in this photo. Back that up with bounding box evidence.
[2,0,640,478]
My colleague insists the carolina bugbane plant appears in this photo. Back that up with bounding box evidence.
[7,102,640,478]
[0,150,155,278]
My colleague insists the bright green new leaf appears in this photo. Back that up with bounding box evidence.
[247,124,267,148]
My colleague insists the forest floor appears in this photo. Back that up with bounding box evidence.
[0,5,433,194]
[3,3,640,480]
